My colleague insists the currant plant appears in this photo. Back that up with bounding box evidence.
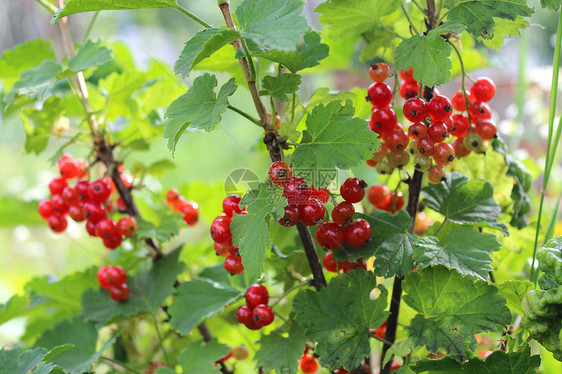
[1,0,561,373]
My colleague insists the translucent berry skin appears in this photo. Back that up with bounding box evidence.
[433,143,455,166]
[399,68,415,82]
[468,101,491,121]
[84,202,106,223]
[62,186,79,206]
[375,159,394,175]
[344,219,372,248]
[88,179,111,203]
[451,114,469,138]
[97,265,127,290]
[386,192,405,213]
[470,77,496,102]
[453,137,471,158]
[117,216,137,237]
[474,119,497,141]
[427,122,449,143]
[315,222,345,250]
[340,178,367,203]
[59,159,82,179]
[283,176,311,205]
[310,187,330,204]
[452,91,470,111]
[38,199,55,219]
[278,204,299,227]
[245,284,269,308]
[49,177,68,197]
[385,126,410,152]
[236,305,253,325]
[323,251,339,273]
[224,255,244,275]
[103,234,123,250]
[374,320,388,340]
[331,201,355,225]
[399,80,419,100]
[214,241,237,257]
[96,218,118,239]
[300,354,319,374]
[428,165,446,184]
[180,201,199,226]
[368,185,389,207]
[369,62,390,82]
[52,194,70,215]
[110,283,129,302]
[408,122,427,140]
[244,319,262,330]
[298,199,325,226]
[252,304,274,327]
[369,107,397,135]
[414,155,432,173]
[211,218,232,244]
[68,205,86,222]
[268,161,292,187]
[48,214,68,233]
[428,95,453,122]
[463,133,484,151]
[75,180,91,201]
[403,97,428,122]
[368,82,393,108]
[417,137,436,156]
[387,150,410,169]
[86,220,98,236]
[223,194,242,216]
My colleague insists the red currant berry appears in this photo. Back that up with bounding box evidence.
[374,320,387,340]
[252,304,274,327]
[97,265,127,290]
[369,107,397,135]
[385,126,410,152]
[341,258,367,273]
[86,220,98,236]
[344,219,372,248]
[470,77,496,102]
[453,137,471,158]
[59,159,82,179]
[315,222,345,250]
[331,201,355,225]
[52,194,70,215]
[95,217,117,238]
[117,216,137,237]
[223,194,242,216]
[179,200,199,226]
[214,241,236,257]
[390,361,402,372]
[379,191,405,213]
[368,82,393,108]
[427,122,449,143]
[211,218,232,244]
[310,187,330,204]
[451,114,469,138]
[88,179,111,203]
[369,62,390,82]
[283,176,311,205]
[38,199,55,219]
[300,354,319,374]
[428,165,446,184]
[399,80,419,100]
[244,319,262,330]
[463,133,484,151]
[268,161,292,187]
[84,202,105,223]
[236,305,253,325]
[166,189,180,204]
[110,283,129,302]
[387,150,411,169]
[452,91,470,111]
[428,95,453,122]
[68,205,86,222]
[246,284,269,308]
[75,180,90,202]
[47,214,68,233]
[323,251,339,273]
[368,185,389,207]
[60,186,78,206]
[408,122,427,140]
[433,143,455,166]
[417,137,435,156]
[103,234,123,250]
[468,101,491,121]
[224,255,244,275]
[474,119,497,141]
[49,177,67,196]
[399,68,415,82]
[340,178,367,203]
[278,204,299,227]
[298,199,325,226]
[403,97,428,122]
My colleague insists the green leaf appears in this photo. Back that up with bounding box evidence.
[383,340,414,366]
[0,39,56,90]
[164,74,237,153]
[231,183,287,278]
[35,317,116,374]
[68,39,113,72]
[174,28,240,79]
[293,270,389,370]
[394,30,453,87]
[290,100,379,180]
[448,0,534,40]
[422,172,509,236]
[81,248,184,324]
[541,0,562,10]
[21,97,64,154]
[482,17,529,49]
[235,0,309,51]
[256,31,329,73]
[169,277,242,335]
[5,60,62,105]
[52,0,177,23]
[255,322,308,374]
[361,26,400,63]
[0,345,71,374]
[412,346,540,373]
[0,197,43,226]
[259,73,301,102]
[316,0,400,39]
[143,159,177,178]
[497,280,533,316]
[136,214,182,242]
[413,225,501,280]
[402,266,511,360]
[492,138,532,229]
[178,340,231,374]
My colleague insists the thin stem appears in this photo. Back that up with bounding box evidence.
[241,38,257,82]
[401,1,420,35]
[227,105,264,127]
[291,92,296,123]
[296,223,328,290]
[410,0,426,14]
[99,356,141,374]
[36,0,57,14]
[83,11,99,41]
[436,0,444,19]
[173,4,212,28]
[198,324,234,374]
[448,39,474,123]
[152,313,170,365]
[433,218,448,236]
[531,10,562,284]
[270,282,306,307]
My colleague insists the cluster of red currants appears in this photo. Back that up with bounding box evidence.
[299,347,319,374]
[165,189,199,226]
[269,161,330,227]
[367,184,404,213]
[235,284,274,331]
[37,153,138,249]
[97,265,129,302]
[210,194,247,275]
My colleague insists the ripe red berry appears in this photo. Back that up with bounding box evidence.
[85,220,97,236]
[95,217,117,238]
[331,201,355,225]
[340,178,367,203]
[298,199,325,226]
[433,143,455,166]
[323,251,339,273]
[223,194,242,216]
[474,119,497,141]
[428,165,446,184]
[468,101,491,121]
[451,114,469,138]
[399,68,415,82]
[214,241,237,257]
[211,218,232,244]
[453,137,471,158]
[268,161,292,187]
[84,202,105,223]
[427,122,450,143]
[110,283,130,302]
[97,265,127,290]
[403,97,428,122]
[179,200,199,226]
[390,361,402,372]
[341,258,367,273]
[49,178,67,196]
[315,222,345,250]
[369,107,397,135]
[103,234,123,249]
[166,189,180,203]
[417,137,435,156]
[452,91,470,111]
[68,205,86,222]
[374,320,387,340]
[52,194,69,215]
[59,159,82,179]
[368,185,389,207]
[470,77,496,102]
[88,179,111,203]
[428,95,453,122]
[368,82,393,108]
[75,180,90,202]
[399,80,419,100]
[408,122,427,141]
[224,254,244,275]
[278,204,299,227]
[379,192,405,213]
[117,216,137,237]
[385,126,410,152]
[369,62,390,82]
[38,199,55,219]
[236,305,253,325]
[310,187,330,204]
[246,284,269,308]
[252,304,275,327]
[300,354,319,374]
[344,219,372,248]
[47,214,68,233]
[61,186,79,206]
[283,176,311,205]
[244,319,262,330]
